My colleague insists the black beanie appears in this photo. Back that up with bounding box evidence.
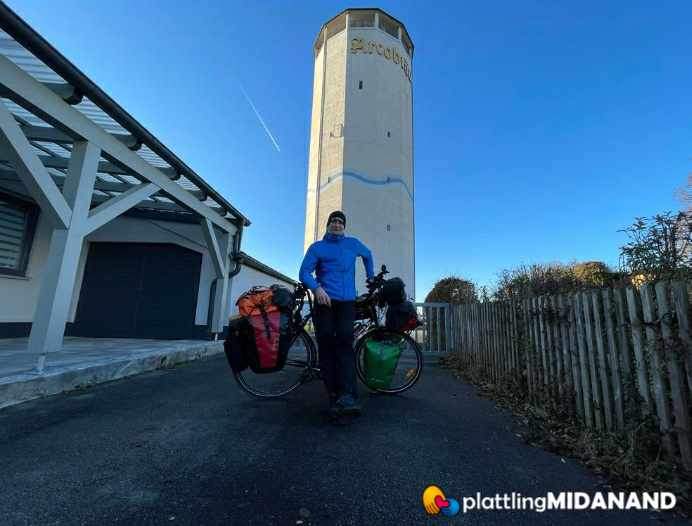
[327,210,346,227]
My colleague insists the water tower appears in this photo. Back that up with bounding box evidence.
[303,8,415,296]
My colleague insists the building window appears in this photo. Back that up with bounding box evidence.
[378,13,400,39]
[358,80,363,90]
[326,13,347,38]
[0,192,38,276]
[350,11,375,28]
[386,224,391,231]
[387,131,391,137]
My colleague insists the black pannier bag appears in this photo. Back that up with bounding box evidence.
[385,300,420,331]
[381,277,407,305]
[224,316,253,373]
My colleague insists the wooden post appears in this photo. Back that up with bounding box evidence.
[467,304,473,368]
[545,296,557,397]
[568,294,584,420]
[486,303,493,380]
[522,299,533,400]
[550,295,564,397]
[574,293,593,428]
[591,291,614,432]
[465,304,471,367]
[471,303,481,371]
[447,305,453,353]
[502,301,517,376]
[498,302,505,378]
[671,282,692,400]
[486,302,492,378]
[511,300,519,376]
[477,302,482,371]
[558,295,573,403]
[470,303,476,369]
[529,297,541,393]
[614,287,635,408]
[640,284,674,457]
[472,303,478,370]
[459,305,465,365]
[602,288,625,431]
[541,295,553,395]
[537,296,550,389]
[656,281,692,470]
[582,291,604,430]
[493,302,501,380]
[457,305,462,356]
[494,302,501,381]
[626,287,652,415]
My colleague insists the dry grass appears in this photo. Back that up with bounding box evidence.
[439,354,692,518]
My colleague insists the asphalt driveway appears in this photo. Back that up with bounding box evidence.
[0,354,686,525]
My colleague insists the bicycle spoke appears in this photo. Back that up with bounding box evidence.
[234,330,314,398]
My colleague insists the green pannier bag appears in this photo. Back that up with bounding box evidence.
[363,337,405,389]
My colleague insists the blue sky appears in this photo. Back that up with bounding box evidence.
[8,1,690,300]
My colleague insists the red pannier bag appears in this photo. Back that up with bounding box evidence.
[235,286,294,373]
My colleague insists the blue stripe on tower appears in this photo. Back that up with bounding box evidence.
[319,171,413,201]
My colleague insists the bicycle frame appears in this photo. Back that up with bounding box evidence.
[291,266,389,341]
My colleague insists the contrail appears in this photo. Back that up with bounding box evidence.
[239,83,281,153]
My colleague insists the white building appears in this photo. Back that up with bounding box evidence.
[228,252,297,309]
[303,8,415,297]
[0,6,293,357]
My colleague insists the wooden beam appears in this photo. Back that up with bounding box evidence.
[43,82,82,105]
[19,123,139,149]
[0,54,235,233]
[0,100,70,227]
[201,218,227,278]
[85,182,158,234]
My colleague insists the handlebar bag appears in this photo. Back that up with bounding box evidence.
[381,277,406,305]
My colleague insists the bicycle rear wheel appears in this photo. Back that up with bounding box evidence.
[355,328,423,394]
[234,329,315,398]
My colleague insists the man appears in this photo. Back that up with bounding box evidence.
[299,210,374,419]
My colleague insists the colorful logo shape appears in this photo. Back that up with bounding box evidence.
[422,485,460,516]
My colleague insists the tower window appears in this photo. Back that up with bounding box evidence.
[387,131,391,138]
[358,80,363,90]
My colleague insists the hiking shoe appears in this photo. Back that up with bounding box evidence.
[336,394,362,416]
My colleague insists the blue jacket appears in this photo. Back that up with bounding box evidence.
[299,233,375,301]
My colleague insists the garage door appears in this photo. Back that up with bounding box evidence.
[69,242,203,339]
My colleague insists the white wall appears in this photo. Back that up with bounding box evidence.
[0,213,236,327]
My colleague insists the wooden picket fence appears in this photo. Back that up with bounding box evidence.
[451,281,692,470]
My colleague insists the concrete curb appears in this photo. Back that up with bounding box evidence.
[0,341,224,410]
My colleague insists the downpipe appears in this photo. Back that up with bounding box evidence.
[209,224,244,341]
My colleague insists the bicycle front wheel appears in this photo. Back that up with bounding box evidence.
[355,328,423,394]
[234,329,315,398]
